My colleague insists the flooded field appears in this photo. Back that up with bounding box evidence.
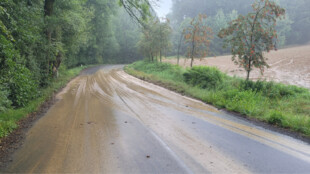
[165,45,310,89]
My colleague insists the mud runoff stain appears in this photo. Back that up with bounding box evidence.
[2,65,310,173]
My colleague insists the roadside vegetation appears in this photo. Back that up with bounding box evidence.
[128,0,310,137]
[1,0,310,140]
[0,66,91,138]
[0,0,153,139]
[125,61,310,137]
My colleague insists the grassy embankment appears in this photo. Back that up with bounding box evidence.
[125,61,310,137]
[0,65,92,138]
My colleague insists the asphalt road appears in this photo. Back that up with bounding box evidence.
[3,65,310,173]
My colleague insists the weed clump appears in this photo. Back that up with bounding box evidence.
[184,66,225,90]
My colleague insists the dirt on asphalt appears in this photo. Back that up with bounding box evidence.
[165,45,310,89]
[1,65,310,173]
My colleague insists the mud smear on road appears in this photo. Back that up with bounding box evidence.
[0,65,100,168]
[0,97,56,168]
[2,65,310,173]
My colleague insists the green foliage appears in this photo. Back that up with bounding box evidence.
[0,29,38,107]
[218,0,285,80]
[126,61,310,136]
[0,0,153,138]
[0,120,18,137]
[113,9,143,63]
[240,80,307,98]
[0,85,11,113]
[184,66,224,90]
[0,65,89,138]
[119,0,152,26]
[2,60,38,107]
[137,18,172,62]
[169,0,309,50]
[128,60,185,81]
[183,14,213,67]
[268,111,283,126]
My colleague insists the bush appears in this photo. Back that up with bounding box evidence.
[184,66,224,90]
[0,120,18,137]
[240,80,308,98]
[268,111,284,126]
[1,59,38,107]
[0,85,12,113]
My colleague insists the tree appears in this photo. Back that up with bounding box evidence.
[137,19,157,61]
[183,14,213,67]
[175,18,191,65]
[137,18,172,62]
[218,0,285,80]
[113,9,143,63]
[157,18,172,62]
[119,0,155,27]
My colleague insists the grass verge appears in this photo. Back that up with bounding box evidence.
[0,65,93,139]
[125,60,310,137]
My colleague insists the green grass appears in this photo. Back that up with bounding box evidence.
[0,65,93,138]
[125,60,310,137]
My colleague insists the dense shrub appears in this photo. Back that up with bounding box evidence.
[0,120,18,137]
[0,85,11,113]
[268,111,284,126]
[240,80,308,98]
[184,66,224,90]
[1,59,38,107]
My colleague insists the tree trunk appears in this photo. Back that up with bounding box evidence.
[44,0,55,16]
[190,56,194,68]
[246,59,252,81]
[177,33,183,65]
[160,50,162,63]
[44,0,55,76]
[190,30,196,68]
[246,70,250,81]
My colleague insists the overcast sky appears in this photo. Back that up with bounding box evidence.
[153,0,172,18]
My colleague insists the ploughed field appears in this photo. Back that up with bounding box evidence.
[165,45,310,89]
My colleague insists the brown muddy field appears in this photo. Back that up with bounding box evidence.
[165,45,310,89]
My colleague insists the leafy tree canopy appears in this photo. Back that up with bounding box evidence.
[218,0,285,80]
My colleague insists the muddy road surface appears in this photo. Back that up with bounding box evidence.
[3,65,310,173]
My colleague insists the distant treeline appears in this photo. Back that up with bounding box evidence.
[167,0,310,55]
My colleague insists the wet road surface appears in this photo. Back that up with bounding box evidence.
[3,65,310,173]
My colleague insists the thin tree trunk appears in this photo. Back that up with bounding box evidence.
[177,33,183,65]
[44,0,55,76]
[190,31,196,68]
[246,70,250,80]
[246,59,252,80]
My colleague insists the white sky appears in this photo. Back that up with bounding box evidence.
[153,0,172,18]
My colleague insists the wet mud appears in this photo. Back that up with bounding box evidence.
[2,65,310,173]
[165,45,310,89]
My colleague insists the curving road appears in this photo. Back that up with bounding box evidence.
[3,65,310,173]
